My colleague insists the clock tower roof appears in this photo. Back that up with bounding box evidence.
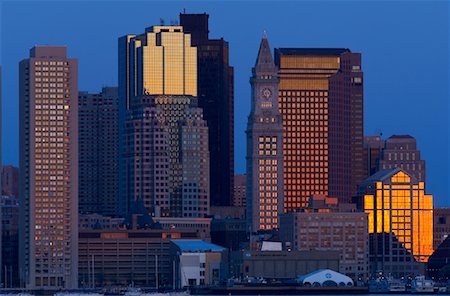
[254,31,276,75]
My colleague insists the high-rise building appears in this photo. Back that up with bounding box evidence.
[1,166,19,197]
[78,87,119,216]
[378,135,425,182]
[246,33,284,232]
[433,207,450,250]
[274,48,364,210]
[363,136,385,178]
[19,46,78,288]
[357,168,433,277]
[233,174,246,207]
[119,26,209,218]
[180,13,234,207]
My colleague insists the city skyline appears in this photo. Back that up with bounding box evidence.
[1,1,449,206]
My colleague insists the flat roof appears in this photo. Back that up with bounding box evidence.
[275,48,351,56]
[171,239,225,252]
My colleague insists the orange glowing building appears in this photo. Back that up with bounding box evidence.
[274,49,364,211]
[357,168,433,277]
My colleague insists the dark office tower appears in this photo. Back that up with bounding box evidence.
[19,46,78,288]
[363,136,385,178]
[274,48,364,210]
[180,13,234,206]
[119,26,210,218]
[79,87,119,216]
[378,135,425,182]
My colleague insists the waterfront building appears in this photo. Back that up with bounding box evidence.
[246,33,284,232]
[1,166,19,197]
[363,136,385,178]
[233,174,246,207]
[279,195,369,280]
[118,25,209,218]
[1,196,19,288]
[78,87,119,216]
[180,13,234,207]
[242,250,340,279]
[433,207,450,250]
[170,240,227,288]
[19,46,78,288]
[274,48,364,209]
[78,229,203,289]
[378,135,425,182]
[357,168,433,277]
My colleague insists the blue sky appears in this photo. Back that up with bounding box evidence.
[1,1,449,206]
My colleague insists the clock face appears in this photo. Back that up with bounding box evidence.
[262,87,272,99]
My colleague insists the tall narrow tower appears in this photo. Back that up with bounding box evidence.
[19,46,78,289]
[246,33,284,232]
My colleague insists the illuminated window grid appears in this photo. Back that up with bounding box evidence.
[278,90,329,211]
[364,171,433,262]
[257,137,279,230]
[32,62,73,274]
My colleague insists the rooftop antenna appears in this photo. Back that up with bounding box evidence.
[159,18,165,26]
[170,19,178,26]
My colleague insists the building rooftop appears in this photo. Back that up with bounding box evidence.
[171,239,225,252]
[275,48,351,56]
[388,134,415,139]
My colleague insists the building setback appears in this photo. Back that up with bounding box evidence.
[19,46,78,288]
[274,48,364,209]
[246,33,284,232]
[378,135,425,183]
[78,87,119,216]
[119,26,209,218]
[357,168,433,277]
[180,13,234,207]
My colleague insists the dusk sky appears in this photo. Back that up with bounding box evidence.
[1,1,449,206]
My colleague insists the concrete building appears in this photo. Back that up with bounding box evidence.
[433,207,450,250]
[1,166,19,197]
[242,250,340,279]
[78,229,200,289]
[246,33,284,232]
[119,25,209,218]
[357,168,433,277]
[153,217,211,242]
[233,174,246,207]
[78,87,119,216]
[180,13,234,207]
[19,46,78,289]
[171,240,227,288]
[1,196,19,288]
[275,48,364,209]
[279,196,369,280]
[378,135,425,183]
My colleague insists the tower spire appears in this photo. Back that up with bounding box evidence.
[254,31,275,74]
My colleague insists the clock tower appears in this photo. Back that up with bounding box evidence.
[246,32,284,232]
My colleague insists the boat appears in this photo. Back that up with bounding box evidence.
[387,277,406,293]
[411,275,434,293]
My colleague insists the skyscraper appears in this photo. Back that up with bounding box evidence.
[358,168,433,276]
[180,13,234,207]
[274,48,364,210]
[119,26,210,218]
[246,33,284,232]
[363,135,385,178]
[78,87,119,216]
[1,166,19,197]
[378,135,425,182]
[19,46,78,288]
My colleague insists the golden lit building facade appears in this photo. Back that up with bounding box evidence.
[274,49,364,211]
[19,46,78,288]
[246,34,284,232]
[119,26,209,218]
[358,168,433,276]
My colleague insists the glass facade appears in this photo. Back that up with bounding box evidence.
[364,170,433,263]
